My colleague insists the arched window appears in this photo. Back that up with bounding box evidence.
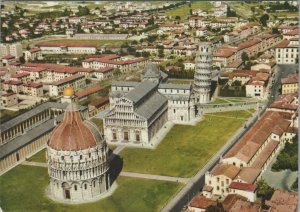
[74,185,77,191]
[84,184,87,190]
[93,181,96,187]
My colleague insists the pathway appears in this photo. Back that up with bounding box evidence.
[120,172,190,184]
[22,161,47,168]
[21,160,190,184]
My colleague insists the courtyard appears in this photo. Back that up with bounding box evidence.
[0,165,182,212]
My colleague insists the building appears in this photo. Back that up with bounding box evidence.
[47,99,111,203]
[194,43,212,104]
[281,73,298,94]
[275,39,299,64]
[265,190,298,212]
[24,48,42,61]
[22,82,43,97]
[0,92,18,107]
[0,43,23,58]
[104,63,196,147]
[187,194,217,212]
[203,110,297,201]
[49,74,86,97]
[36,42,97,55]
[0,101,88,175]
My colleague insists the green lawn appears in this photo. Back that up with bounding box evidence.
[47,39,128,48]
[120,110,253,178]
[208,98,230,104]
[166,2,213,20]
[167,79,193,84]
[27,149,47,163]
[0,165,182,212]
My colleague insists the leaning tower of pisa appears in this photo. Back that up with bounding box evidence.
[193,42,212,104]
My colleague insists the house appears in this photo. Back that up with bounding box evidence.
[188,195,217,212]
[22,82,43,97]
[275,39,299,64]
[281,73,298,94]
[0,92,18,107]
[48,74,86,97]
[88,96,110,117]
[75,85,104,101]
[265,190,298,212]
[195,27,207,37]
[24,48,42,61]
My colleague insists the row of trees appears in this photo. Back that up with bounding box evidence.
[272,135,298,171]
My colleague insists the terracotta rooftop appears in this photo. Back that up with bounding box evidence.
[89,96,109,107]
[75,85,103,98]
[51,74,84,86]
[28,48,41,53]
[189,195,217,209]
[275,39,290,48]
[224,111,290,163]
[281,73,298,84]
[235,167,261,184]
[48,105,98,151]
[4,80,23,85]
[222,194,248,212]
[238,38,261,50]
[11,72,30,78]
[23,63,93,74]
[252,140,279,169]
[23,82,43,88]
[1,54,15,59]
[229,199,260,212]
[269,93,298,111]
[266,190,298,212]
[229,182,257,192]
[210,163,240,179]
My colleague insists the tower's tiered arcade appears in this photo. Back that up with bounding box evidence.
[193,42,212,104]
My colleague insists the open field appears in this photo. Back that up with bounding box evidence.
[120,110,253,178]
[167,79,193,84]
[40,39,129,48]
[165,2,213,20]
[27,149,47,163]
[0,165,182,212]
[0,109,19,123]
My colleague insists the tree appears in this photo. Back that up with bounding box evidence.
[260,14,269,26]
[257,179,274,200]
[241,52,249,63]
[190,9,193,15]
[175,16,181,21]
[141,51,150,58]
[227,7,237,17]
[251,6,255,13]
[157,45,164,58]
[77,6,90,16]
[272,27,280,34]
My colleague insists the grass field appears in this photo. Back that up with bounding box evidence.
[167,79,193,84]
[120,110,253,178]
[165,2,213,20]
[0,109,19,123]
[0,165,182,212]
[43,39,128,48]
[27,149,47,163]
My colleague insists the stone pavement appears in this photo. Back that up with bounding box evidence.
[22,161,47,167]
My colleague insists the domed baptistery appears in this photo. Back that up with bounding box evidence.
[46,102,111,203]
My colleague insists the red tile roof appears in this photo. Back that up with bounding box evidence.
[1,54,15,59]
[189,195,217,209]
[24,82,43,88]
[211,163,240,179]
[275,39,289,48]
[281,73,298,84]
[229,182,257,192]
[11,72,30,78]
[94,66,114,73]
[51,74,84,86]
[75,85,103,98]
[4,80,23,85]
[89,96,109,107]
[23,63,93,74]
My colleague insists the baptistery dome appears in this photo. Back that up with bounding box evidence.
[46,102,111,203]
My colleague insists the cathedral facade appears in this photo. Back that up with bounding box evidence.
[103,43,212,147]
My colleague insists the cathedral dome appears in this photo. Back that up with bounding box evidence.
[63,87,74,97]
[48,103,104,151]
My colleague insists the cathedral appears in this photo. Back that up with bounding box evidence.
[103,43,212,147]
[46,88,111,203]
